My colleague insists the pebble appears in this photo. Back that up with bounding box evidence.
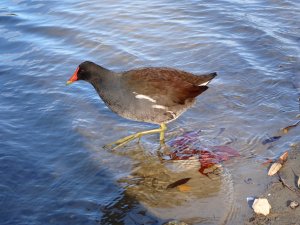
[289,201,299,209]
[252,198,271,216]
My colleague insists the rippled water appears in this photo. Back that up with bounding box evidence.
[1,0,300,224]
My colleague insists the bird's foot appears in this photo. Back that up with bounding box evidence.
[159,142,171,154]
[157,142,171,160]
[103,125,166,151]
[103,133,141,150]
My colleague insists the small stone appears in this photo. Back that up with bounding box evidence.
[289,201,299,209]
[252,198,271,216]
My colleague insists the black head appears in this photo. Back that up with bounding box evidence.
[67,61,99,84]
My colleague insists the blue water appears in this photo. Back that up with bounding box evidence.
[1,0,299,224]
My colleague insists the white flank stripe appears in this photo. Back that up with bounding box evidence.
[135,94,156,103]
[152,104,166,109]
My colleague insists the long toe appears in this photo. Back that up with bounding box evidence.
[104,133,141,150]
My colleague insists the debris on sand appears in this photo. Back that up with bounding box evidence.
[262,136,281,145]
[267,151,288,176]
[169,131,239,176]
[166,178,191,189]
[281,121,300,134]
[268,162,282,176]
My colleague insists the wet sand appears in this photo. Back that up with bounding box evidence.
[246,145,300,225]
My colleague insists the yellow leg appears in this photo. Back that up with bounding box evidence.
[104,123,167,150]
[159,123,167,144]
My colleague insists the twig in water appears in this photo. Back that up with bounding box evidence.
[277,172,300,197]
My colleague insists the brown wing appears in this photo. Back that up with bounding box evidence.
[124,67,216,84]
[121,67,209,105]
[157,68,217,86]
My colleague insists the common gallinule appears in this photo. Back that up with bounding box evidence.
[67,61,217,149]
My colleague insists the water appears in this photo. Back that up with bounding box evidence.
[1,0,299,224]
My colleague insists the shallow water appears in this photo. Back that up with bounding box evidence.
[1,0,300,224]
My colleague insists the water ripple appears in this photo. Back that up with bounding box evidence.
[1,0,300,224]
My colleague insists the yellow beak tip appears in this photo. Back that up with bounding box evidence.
[66,81,73,86]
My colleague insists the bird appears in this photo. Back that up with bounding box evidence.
[66,61,217,149]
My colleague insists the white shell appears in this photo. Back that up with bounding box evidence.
[268,162,282,176]
[290,201,299,209]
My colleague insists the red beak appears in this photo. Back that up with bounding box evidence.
[66,67,79,85]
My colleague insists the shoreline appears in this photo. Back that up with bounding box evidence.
[246,145,300,225]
